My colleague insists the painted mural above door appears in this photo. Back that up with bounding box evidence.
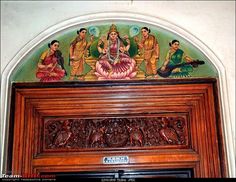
[11,22,218,82]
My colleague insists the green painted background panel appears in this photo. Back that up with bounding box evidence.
[11,22,218,82]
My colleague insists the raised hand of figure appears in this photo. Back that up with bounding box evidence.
[123,35,130,44]
[134,36,139,43]
[125,38,130,45]
[90,35,94,42]
[134,36,144,48]
[123,35,129,39]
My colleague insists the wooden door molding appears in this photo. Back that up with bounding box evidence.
[8,78,227,177]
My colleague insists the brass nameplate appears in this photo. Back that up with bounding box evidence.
[103,156,129,164]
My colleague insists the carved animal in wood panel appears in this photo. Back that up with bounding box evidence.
[90,126,106,147]
[45,117,187,149]
[126,125,144,146]
[53,120,72,147]
[159,118,180,144]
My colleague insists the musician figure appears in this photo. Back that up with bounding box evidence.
[159,39,194,77]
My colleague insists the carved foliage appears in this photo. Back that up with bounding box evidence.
[44,117,188,150]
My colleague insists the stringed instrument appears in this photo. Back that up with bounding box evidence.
[157,60,205,78]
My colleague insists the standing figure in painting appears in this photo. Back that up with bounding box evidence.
[69,28,94,80]
[158,40,204,78]
[95,24,137,80]
[36,40,66,82]
[134,27,160,78]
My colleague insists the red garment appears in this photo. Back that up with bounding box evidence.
[36,52,65,82]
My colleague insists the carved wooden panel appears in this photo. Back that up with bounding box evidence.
[8,79,227,177]
[43,116,188,151]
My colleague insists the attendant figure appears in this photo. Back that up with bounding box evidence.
[69,28,94,80]
[36,40,66,82]
[134,27,159,78]
[95,24,137,80]
[159,40,194,77]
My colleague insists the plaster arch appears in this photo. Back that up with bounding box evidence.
[1,12,234,176]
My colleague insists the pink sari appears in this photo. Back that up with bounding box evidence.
[95,41,137,80]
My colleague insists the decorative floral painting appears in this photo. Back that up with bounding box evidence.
[10,22,218,82]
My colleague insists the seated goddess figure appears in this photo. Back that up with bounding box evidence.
[95,24,137,80]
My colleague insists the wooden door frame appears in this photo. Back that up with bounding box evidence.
[7,78,228,177]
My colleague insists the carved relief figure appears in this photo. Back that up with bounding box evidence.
[134,27,160,78]
[159,118,180,144]
[53,120,72,147]
[44,117,187,150]
[95,24,137,80]
[89,125,106,147]
[104,120,129,147]
[36,40,66,82]
[69,28,94,80]
[45,120,62,148]
[126,122,144,146]
[157,40,205,78]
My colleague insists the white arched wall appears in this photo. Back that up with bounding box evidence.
[1,12,235,177]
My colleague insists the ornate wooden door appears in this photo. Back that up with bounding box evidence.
[8,78,227,177]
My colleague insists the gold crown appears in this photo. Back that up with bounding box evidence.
[109,24,118,33]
